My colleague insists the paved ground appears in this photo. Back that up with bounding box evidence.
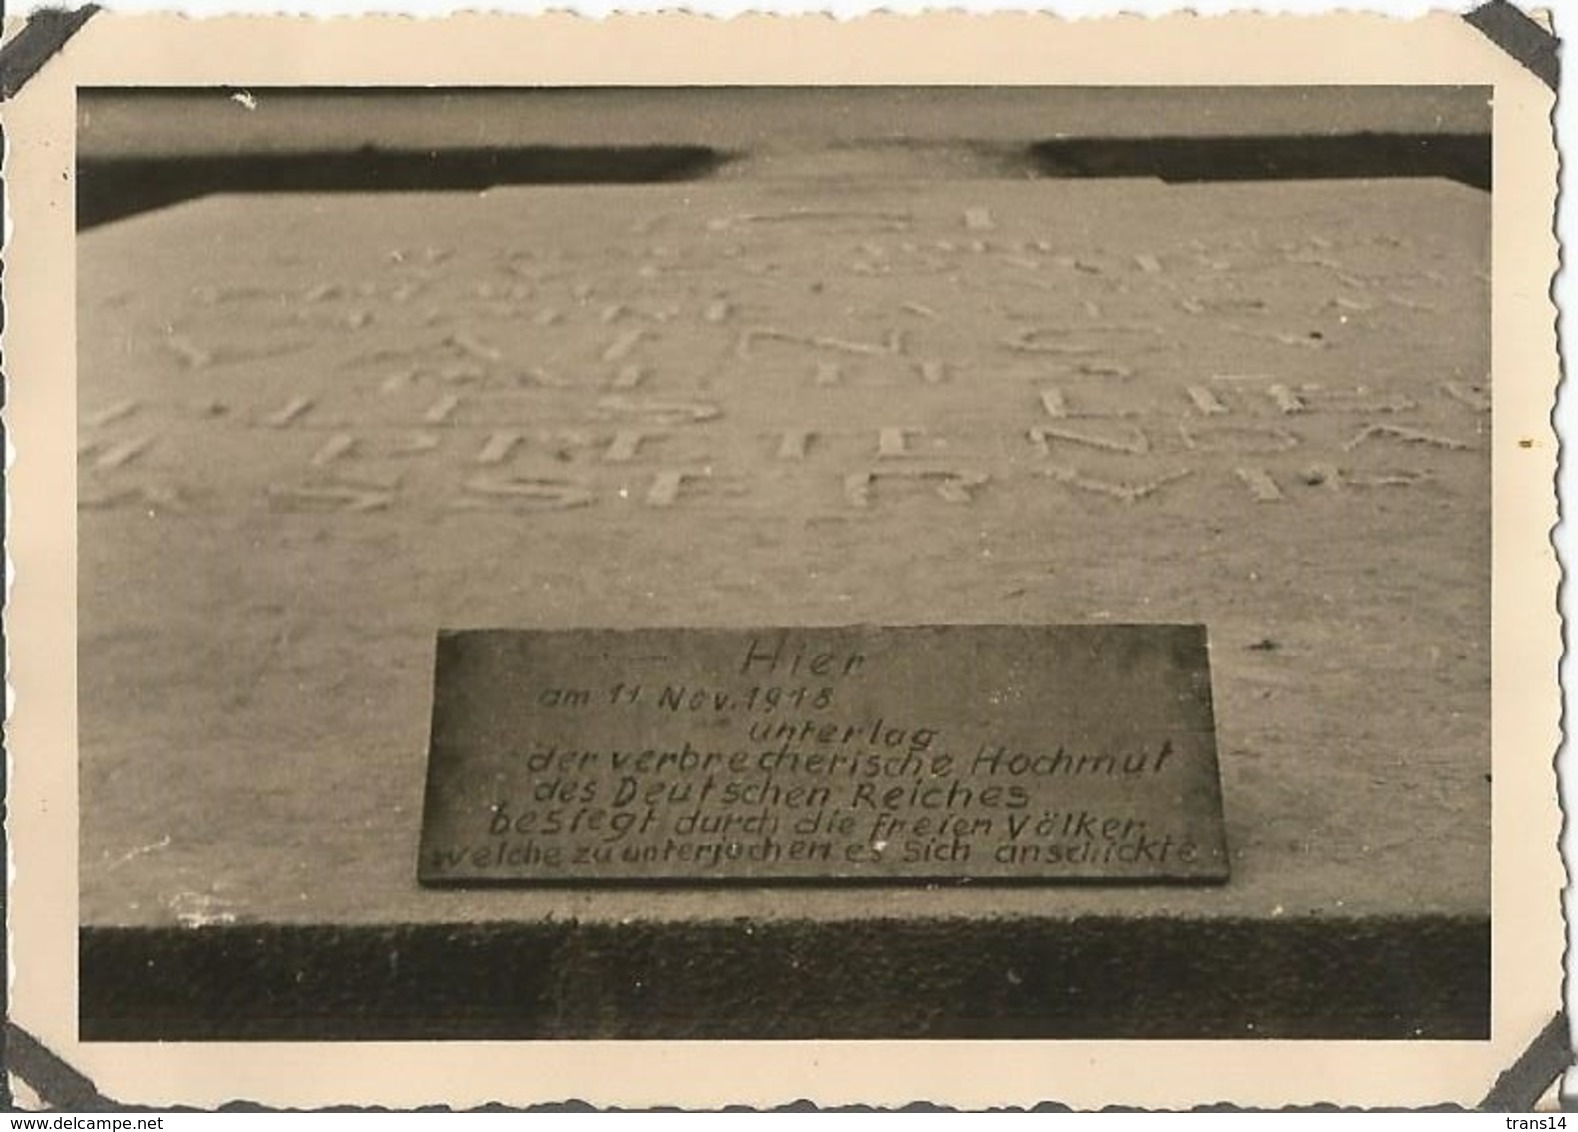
[76,142,1490,929]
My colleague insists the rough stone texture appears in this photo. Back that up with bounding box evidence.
[76,93,1491,1035]
[81,915,1488,1040]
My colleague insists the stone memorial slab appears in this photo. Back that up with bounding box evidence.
[418,624,1229,884]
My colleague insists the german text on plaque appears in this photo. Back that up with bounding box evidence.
[418,624,1230,884]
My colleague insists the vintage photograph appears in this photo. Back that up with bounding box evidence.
[3,10,1563,1110]
[73,83,1492,1040]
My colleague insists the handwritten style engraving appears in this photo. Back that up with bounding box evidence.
[418,625,1230,884]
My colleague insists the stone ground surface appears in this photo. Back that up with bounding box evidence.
[77,140,1490,930]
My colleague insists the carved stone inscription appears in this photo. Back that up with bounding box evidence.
[418,625,1229,884]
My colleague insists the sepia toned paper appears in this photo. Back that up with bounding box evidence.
[2,9,1564,1109]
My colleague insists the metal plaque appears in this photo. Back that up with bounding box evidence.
[418,624,1230,884]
